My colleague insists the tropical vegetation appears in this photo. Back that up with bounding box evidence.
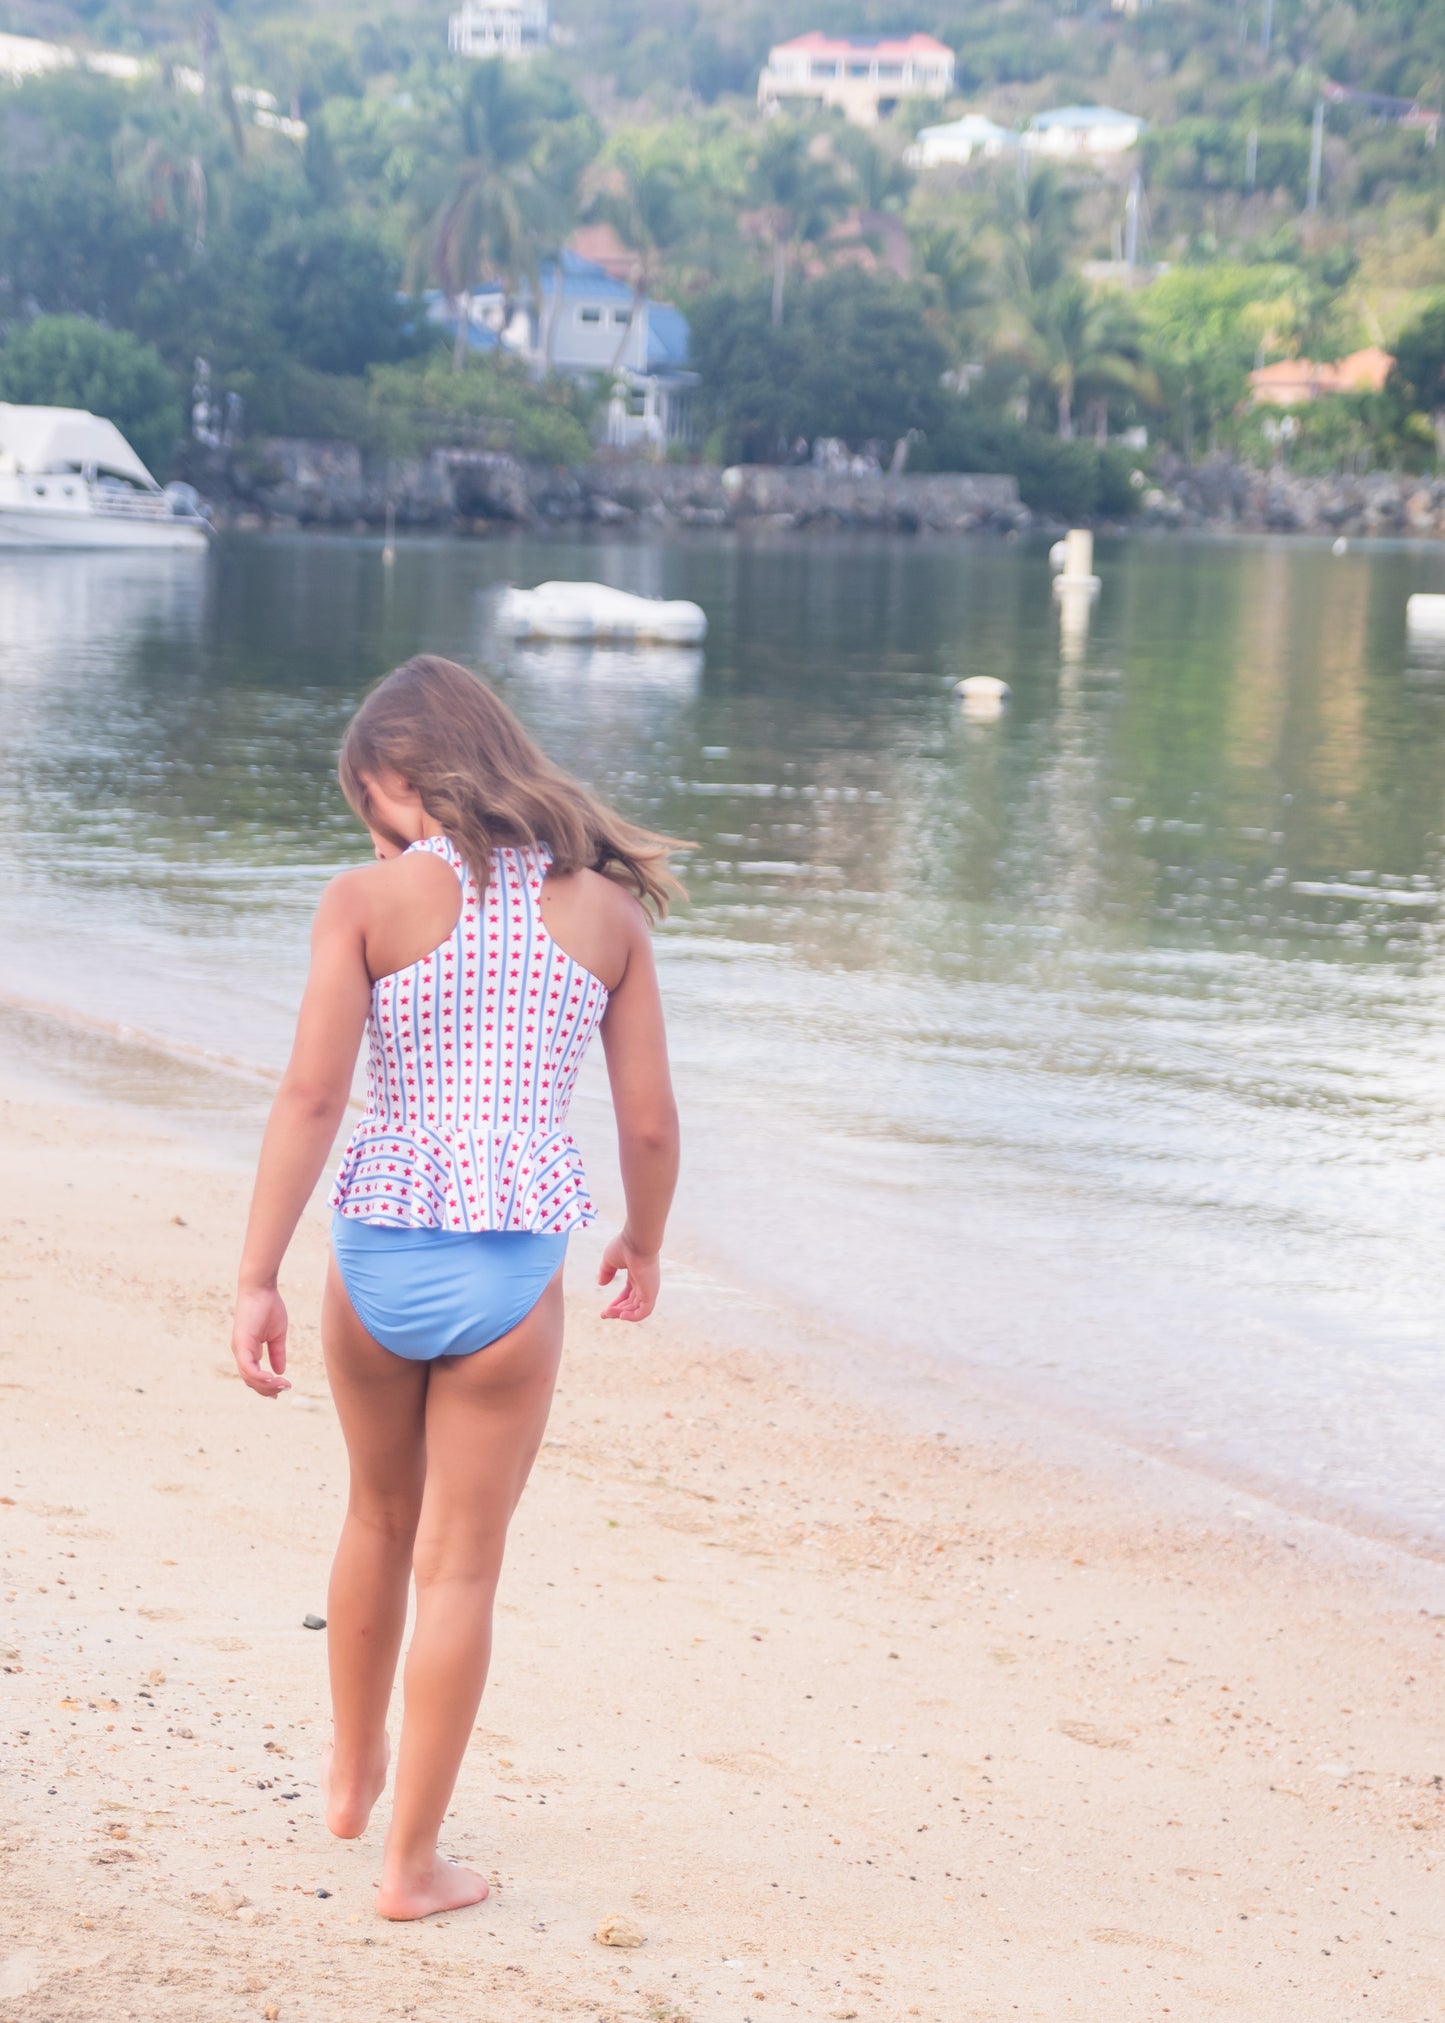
[0,0,1442,503]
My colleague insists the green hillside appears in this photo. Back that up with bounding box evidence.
[0,0,1442,490]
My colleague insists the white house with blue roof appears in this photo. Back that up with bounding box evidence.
[907,113,1022,168]
[426,250,698,449]
[1025,105,1145,156]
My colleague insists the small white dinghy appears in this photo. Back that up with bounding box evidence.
[498,580,707,646]
[1406,594,1445,637]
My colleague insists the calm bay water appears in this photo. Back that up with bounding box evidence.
[2,530,1445,1545]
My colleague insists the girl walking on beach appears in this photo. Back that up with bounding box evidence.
[229,656,680,1920]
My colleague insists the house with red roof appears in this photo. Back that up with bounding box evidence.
[758,31,955,126]
[1248,348,1394,407]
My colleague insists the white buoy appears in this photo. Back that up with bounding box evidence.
[956,675,1011,720]
[1048,538,1068,572]
[382,500,396,567]
[1407,594,1445,636]
[1052,526,1100,596]
[1332,536,1348,556]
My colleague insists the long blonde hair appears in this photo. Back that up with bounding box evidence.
[338,655,685,918]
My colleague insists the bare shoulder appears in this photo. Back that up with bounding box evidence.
[583,867,650,931]
[328,851,454,906]
[315,863,375,923]
[542,864,643,919]
[541,867,652,991]
[315,852,453,938]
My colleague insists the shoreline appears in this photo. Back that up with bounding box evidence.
[6,983,1445,1582]
[3,1054,1445,2017]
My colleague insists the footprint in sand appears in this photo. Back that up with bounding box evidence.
[1090,1928,1193,1956]
[1057,1720,1133,1750]
[699,1749,783,1776]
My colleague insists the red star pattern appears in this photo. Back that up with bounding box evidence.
[329,839,608,1236]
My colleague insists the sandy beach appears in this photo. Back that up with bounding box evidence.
[2,1069,1445,2023]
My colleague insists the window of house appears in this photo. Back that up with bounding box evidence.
[810,60,839,78]
[878,62,903,79]
[579,306,602,323]
[613,309,631,325]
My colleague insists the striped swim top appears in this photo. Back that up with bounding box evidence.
[329,833,609,1235]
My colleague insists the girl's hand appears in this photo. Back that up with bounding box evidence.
[232,1283,292,1397]
[598,1233,660,1323]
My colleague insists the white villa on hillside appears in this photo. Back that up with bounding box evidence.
[911,103,1146,170]
[758,32,955,127]
[0,29,305,135]
[448,0,549,59]
[907,114,1021,167]
[1026,105,1145,156]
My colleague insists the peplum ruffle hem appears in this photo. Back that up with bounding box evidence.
[329,1120,597,1236]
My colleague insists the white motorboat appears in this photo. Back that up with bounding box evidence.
[0,405,209,550]
[498,580,707,645]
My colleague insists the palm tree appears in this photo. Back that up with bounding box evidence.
[746,123,853,326]
[831,124,914,212]
[194,6,247,164]
[1007,279,1153,439]
[411,62,550,369]
[913,221,994,360]
[999,163,1079,301]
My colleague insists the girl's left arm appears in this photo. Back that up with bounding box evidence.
[231,876,373,1397]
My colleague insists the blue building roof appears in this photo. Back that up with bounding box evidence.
[1031,104,1144,130]
[541,250,634,304]
[422,254,691,373]
[646,303,690,370]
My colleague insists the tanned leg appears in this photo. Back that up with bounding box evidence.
[374,1269,565,1920]
[320,1255,429,1838]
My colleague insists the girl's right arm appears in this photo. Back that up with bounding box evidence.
[231,875,373,1396]
[597,908,680,1323]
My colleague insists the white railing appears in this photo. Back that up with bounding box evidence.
[89,487,172,521]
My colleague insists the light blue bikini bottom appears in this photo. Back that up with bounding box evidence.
[331,1213,568,1362]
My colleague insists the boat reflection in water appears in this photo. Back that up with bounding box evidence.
[0,547,208,684]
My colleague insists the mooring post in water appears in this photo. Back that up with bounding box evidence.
[382,500,396,567]
[1058,583,1093,667]
[1054,528,1101,596]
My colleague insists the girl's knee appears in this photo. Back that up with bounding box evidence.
[411,1541,505,1595]
[347,1490,422,1549]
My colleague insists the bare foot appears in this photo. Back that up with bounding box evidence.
[321,1732,390,1839]
[375,1856,490,1921]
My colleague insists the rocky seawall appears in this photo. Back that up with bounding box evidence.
[197,440,1445,542]
[208,441,1030,537]
[1139,456,1445,539]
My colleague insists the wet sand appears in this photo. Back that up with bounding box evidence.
[2,1076,1444,2022]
